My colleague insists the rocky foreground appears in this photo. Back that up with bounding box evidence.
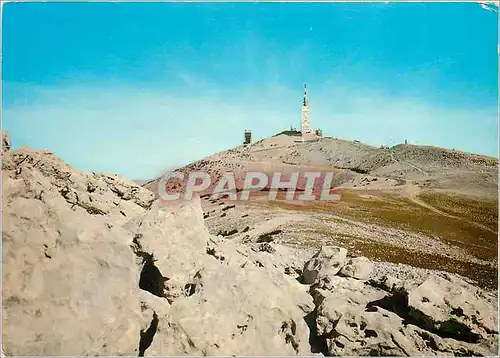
[2,134,498,356]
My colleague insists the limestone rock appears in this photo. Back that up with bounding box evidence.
[2,146,156,222]
[147,261,314,356]
[258,242,276,254]
[302,246,347,284]
[2,150,144,355]
[313,273,498,357]
[313,276,387,338]
[339,256,373,280]
[374,274,405,293]
[2,130,11,152]
[124,198,210,302]
[130,206,316,356]
[407,274,498,341]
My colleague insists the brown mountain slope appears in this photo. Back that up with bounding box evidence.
[145,133,497,199]
[144,133,498,288]
[3,132,498,356]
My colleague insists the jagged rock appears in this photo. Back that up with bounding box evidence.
[407,274,498,340]
[146,260,314,356]
[2,130,11,152]
[128,202,316,356]
[339,256,373,280]
[314,274,498,357]
[2,157,144,355]
[2,145,318,356]
[258,242,276,253]
[2,146,156,221]
[302,246,347,284]
[313,276,387,337]
[124,198,209,302]
[373,274,404,293]
[2,146,156,355]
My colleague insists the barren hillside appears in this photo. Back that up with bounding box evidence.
[2,132,498,356]
[145,133,498,288]
[146,133,497,197]
[2,131,498,356]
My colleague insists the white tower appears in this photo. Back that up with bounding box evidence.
[301,84,312,136]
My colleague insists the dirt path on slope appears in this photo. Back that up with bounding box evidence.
[389,150,428,176]
[401,184,497,235]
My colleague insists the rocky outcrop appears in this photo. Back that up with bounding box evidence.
[2,146,155,355]
[1,145,314,356]
[302,246,347,284]
[125,203,315,356]
[2,130,11,152]
[339,256,373,280]
[2,142,498,356]
[307,269,498,356]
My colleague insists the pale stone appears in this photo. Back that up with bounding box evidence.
[339,256,373,280]
[302,246,347,284]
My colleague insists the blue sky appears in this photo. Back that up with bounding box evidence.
[3,2,498,179]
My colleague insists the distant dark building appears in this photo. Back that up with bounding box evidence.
[244,130,252,145]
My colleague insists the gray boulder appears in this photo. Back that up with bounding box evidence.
[407,274,498,341]
[2,144,317,356]
[127,199,316,356]
[2,130,11,152]
[312,273,498,356]
[2,148,146,356]
[302,246,347,284]
[339,256,373,280]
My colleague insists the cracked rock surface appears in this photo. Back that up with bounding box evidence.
[2,143,153,355]
[2,135,498,356]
